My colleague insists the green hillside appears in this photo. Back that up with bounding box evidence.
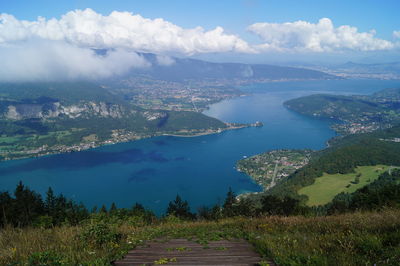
[0,82,228,160]
[284,88,400,134]
[298,165,394,206]
[265,125,400,201]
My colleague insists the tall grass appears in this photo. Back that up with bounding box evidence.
[1,209,399,265]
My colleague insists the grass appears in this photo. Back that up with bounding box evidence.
[82,134,98,142]
[0,131,72,146]
[0,210,399,265]
[298,165,395,206]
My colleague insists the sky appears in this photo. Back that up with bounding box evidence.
[0,0,399,81]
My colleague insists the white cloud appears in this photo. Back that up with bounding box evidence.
[394,30,400,39]
[248,18,395,52]
[156,55,175,66]
[0,40,150,82]
[0,8,254,55]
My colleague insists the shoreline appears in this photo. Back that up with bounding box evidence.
[162,124,251,138]
[0,123,256,162]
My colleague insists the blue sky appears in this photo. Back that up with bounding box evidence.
[0,0,399,65]
[1,0,399,38]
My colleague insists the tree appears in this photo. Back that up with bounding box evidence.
[236,197,257,217]
[0,183,89,227]
[13,181,44,226]
[99,204,108,214]
[110,202,117,214]
[45,187,56,215]
[261,195,283,215]
[222,188,238,217]
[166,195,194,219]
[132,203,145,214]
[91,206,98,213]
[0,191,13,226]
[281,196,300,216]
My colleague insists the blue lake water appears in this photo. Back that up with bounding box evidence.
[1,79,400,215]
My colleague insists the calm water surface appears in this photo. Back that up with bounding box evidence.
[1,79,400,214]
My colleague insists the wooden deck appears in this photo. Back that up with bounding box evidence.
[113,238,273,265]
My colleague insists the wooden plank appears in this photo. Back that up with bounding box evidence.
[113,238,275,266]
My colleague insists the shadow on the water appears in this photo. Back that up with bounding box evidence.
[152,140,168,146]
[0,148,170,175]
[128,168,158,183]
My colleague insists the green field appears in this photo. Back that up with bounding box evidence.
[298,165,395,206]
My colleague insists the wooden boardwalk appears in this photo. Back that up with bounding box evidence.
[113,238,273,265]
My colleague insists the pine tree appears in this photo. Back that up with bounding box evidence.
[45,187,56,215]
[13,181,44,226]
[0,191,12,226]
[99,204,107,214]
[222,187,237,217]
[110,202,117,214]
[166,194,194,219]
[132,203,145,215]
[91,206,98,213]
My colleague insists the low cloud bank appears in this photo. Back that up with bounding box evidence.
[0,40,149,82]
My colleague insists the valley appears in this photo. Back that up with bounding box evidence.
[2,2,400,265]
[0,58,335,161]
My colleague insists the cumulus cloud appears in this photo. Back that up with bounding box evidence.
[394,30,400,39]
[0,8,254,55]
[0,40,149,82]
[248,18,395,52]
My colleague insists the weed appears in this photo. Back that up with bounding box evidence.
[79,220,121,248]
[154,257,177,264]
[27,250,64,265]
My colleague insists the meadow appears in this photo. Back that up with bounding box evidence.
[0,209,399,265]
[298,165,394,206]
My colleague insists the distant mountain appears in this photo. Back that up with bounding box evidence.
[0,82,124,105]
[333,61,400,74]
[130,53,336,82]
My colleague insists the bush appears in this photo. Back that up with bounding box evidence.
[79,220,121,248]
[28,251,63,265]
[33,215,53,229]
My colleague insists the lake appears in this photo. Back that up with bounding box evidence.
[1,79,400,215]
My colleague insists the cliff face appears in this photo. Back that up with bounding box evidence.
[1,100,171,124]
[3,101,129,120]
